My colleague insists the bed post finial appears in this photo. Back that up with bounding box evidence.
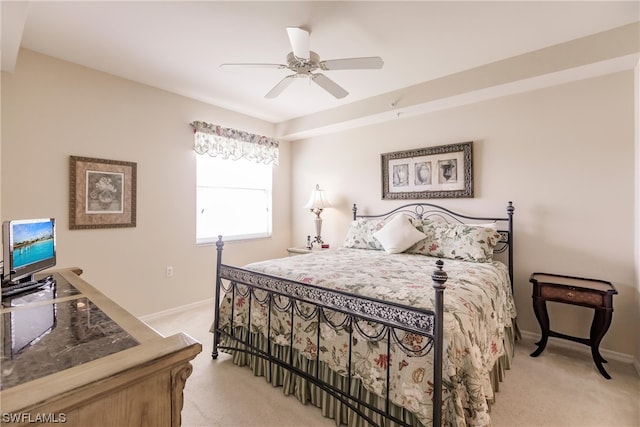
[353,203,358,220]
[431,259,447,427]
[213,235,224,359]
[431,259,448,289]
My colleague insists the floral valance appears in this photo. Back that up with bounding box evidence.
[191,121,279,165]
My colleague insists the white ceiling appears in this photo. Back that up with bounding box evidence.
[2,1,639,132]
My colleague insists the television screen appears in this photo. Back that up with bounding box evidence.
[2,218,56,285]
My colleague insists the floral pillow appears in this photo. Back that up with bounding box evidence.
[343,218,386,250]
[407,220,501,263]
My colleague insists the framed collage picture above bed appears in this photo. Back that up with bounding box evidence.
[381,141,473,199]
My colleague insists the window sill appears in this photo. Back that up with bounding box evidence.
[196,234,272,246]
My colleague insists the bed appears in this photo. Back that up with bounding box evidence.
[211,202,516,427]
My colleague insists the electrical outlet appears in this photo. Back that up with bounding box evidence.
[166,266,174,278]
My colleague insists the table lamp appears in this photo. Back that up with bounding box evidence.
[304,184,331,249]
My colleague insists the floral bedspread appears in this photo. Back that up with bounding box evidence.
[216,248,516,426]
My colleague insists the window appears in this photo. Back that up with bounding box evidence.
[196,155,273,244]
[191,120,278,244]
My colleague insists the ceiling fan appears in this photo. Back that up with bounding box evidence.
[220,27,384,99]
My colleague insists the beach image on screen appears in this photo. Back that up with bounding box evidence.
[12,221,55,269]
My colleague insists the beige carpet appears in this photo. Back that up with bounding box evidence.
[144,303,640,427]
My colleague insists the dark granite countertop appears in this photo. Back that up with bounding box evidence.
[1,273,81,309]
[1,274,139,390]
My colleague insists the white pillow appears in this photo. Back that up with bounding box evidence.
[373,214,426,254]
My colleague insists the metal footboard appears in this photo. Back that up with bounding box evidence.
[211,237,448,427]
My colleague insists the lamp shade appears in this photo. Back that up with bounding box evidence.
[304,184,331,210]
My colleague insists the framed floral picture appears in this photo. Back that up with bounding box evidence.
[69,156,137,229]
[381,141,473,199]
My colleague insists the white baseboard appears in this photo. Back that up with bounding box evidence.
[138,297,214,322]
[519,329,636,367]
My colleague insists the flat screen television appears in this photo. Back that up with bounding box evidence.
[2,218,56,285]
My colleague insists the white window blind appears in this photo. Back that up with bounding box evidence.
[196,154,275,246]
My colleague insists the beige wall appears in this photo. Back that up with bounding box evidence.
[291,71,637,358]
[1,50,291,316]
[635,60,640,371]
[2,49,638,360]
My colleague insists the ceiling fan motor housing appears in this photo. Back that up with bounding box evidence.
[287,51,320,76]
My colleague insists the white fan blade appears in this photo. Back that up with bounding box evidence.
[220,63,286,69]
[320,57,384,70]
[311,73,348,99]
[286,27,310,60]
[265,75,296,98]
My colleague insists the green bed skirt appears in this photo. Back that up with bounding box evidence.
[217,321,517,427]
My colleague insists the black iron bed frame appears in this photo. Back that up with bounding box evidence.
[212,202,514,427]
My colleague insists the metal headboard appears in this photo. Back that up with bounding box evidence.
[352,202,515,290]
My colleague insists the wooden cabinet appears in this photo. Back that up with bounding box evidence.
[1,268,202,426]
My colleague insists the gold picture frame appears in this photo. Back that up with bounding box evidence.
[381,141,473,199]
[69,156,137,229]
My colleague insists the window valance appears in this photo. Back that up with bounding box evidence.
[191,121,279,165]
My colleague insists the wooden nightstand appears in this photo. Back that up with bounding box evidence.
[529,272,617,379]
